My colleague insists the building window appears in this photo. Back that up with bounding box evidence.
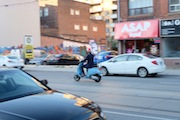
[74,24,80,30]
[106,28,110,33]
[40,9,43,17]
[113,1,117,5]
[83,26,88,31]
[70,9,74,15]
[44,8,49,17]
[105,19,109,24]
[112,18,117,23]
[93,26,98,32]
[169,0,180,12]
[75,10,80,15]
[128,0,153,16]
[113,10,117,14]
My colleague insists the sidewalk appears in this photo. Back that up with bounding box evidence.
[23,65,180,76]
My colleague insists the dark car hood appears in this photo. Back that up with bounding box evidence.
[0,91,100,120]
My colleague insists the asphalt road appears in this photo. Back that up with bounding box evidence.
[25,69,180,120]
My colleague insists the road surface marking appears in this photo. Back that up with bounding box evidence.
[104,111,177,120]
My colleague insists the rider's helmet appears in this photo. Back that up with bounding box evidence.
[87,47,91,52]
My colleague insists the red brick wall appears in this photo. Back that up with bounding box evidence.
[58,0,106,44]
[120,0,180,21]
[41,36,63,47]
[41,0,106,45]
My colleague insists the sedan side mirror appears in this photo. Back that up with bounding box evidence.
[40,79,48,85]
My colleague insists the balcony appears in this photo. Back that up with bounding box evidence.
[90,15,103,20]
[90,6,103,13]
[90,0,102,5]
[110,23,115,27]
[111,5,117,10]
[110,32,115,36]
[110,14,117,19]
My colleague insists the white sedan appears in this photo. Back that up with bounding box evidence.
[0,55,25,69]
[98,53,166,77]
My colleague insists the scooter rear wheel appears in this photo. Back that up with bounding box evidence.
[74,75,80,81]
[94,75,101,82]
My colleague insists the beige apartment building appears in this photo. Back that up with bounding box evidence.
[0,0,41,49]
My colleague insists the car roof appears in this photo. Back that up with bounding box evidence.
[116,53,158,58]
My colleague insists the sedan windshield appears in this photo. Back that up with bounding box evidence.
[7,56,18,59]
[0,70,48,102]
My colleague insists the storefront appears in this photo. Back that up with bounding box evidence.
[160,18,180,68]
[114,19,160,56]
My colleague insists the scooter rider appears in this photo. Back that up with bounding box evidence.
[81,48,95,76]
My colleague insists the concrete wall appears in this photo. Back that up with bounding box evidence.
[0,0,41,48]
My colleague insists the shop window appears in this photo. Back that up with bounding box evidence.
[163,38,180,57]
[169,0,180,12]
[128,0,153,16]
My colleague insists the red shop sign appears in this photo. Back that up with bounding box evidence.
[114,19,159,40]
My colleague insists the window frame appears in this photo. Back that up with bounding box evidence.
[44,7,49,17]
[169,0,180,12]
[74,24,80,30]
[128,0,153,16]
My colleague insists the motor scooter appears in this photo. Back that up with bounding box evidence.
[73,61,102,82]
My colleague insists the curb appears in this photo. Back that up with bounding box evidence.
[24,65,180,76]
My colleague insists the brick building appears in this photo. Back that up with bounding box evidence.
[40,0,106,49]
[115,0,180,68]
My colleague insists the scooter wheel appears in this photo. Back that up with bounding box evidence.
[74,75,80,81]
[95,75,101,82]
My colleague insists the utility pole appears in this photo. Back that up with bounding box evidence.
[117,0,122,54]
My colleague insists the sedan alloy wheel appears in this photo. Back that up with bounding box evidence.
[137,67,148,78]
[100,67,108,76]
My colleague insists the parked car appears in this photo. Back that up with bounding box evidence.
[98,53,166,77]
[0,55,24,69]
[72,54,84,61]
[29,54,48,65]
[47,54,81,65]
[94,51,118,64]
[29,54,55,65]
[0,68,106,120]
[41,54,55,65]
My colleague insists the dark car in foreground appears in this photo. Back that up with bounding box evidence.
[94,51,118,64]
[0,68,106,120]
